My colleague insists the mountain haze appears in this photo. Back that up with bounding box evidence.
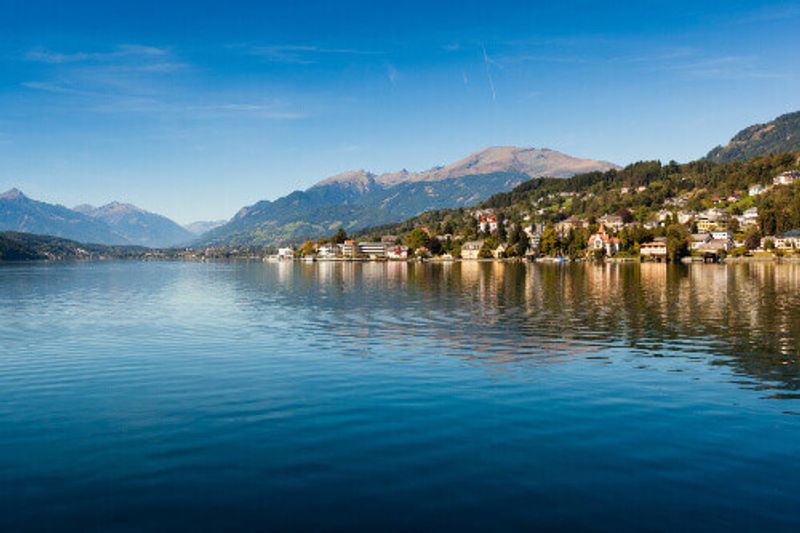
[1,189,194,247]
[74,202,194,247]
[201,147,618,246]
[184,220,227,235]
[706,111,800,163]
[0,189,131,245]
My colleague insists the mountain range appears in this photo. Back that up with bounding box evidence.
[184,220,227,235]
[73,202,194,247]
[6,109,800,251]
[706,111,800,163]
[0,189,193,247]
[0,188,132,245]
[200,146,618,246]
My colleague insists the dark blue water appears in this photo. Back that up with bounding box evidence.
[1,261,799,531]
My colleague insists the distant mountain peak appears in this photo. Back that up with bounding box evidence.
[184,219,227,235]
[72,201,193,246]
[95,201,143,214]
[313,170,375,190]
[72,204,96,214]
[309,146,618,190]
[1,188,27,200]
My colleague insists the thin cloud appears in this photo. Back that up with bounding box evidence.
[663,54,784,80]
[201,103,308,120]
[387,65,398,87]
[729,4,800,24]
[244,44,382,64]
[26,45,169,64]
[482,45,496,101]
[22,81,89,95]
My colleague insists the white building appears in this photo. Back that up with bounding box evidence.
[357,242,388,258]
[711,230,734,242]
[640,241,668,260]
[386,245,409,259]
[461,240,485,260]
[317,243,341,258]
[735,207,759,227]
[768,230,800,250]
[277,247,294,259]
[774,171,800,186]
[749,184,768,196]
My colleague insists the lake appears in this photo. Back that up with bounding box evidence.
[1,260,799,531]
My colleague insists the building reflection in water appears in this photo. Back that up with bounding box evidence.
[234,261,800,395]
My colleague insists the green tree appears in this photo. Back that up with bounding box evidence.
[744,227,761,250]
[539,224,561,257]
[616,208,634,224]
[666,223,689,262]
[428,237,443,256]
[496,213,507,242]
[332,228,348,244]
[406,229,430,251]
[299,240,316,256]
[515,233,530,257]
[478,244,494,259]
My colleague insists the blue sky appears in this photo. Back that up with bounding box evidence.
[1,0,799,223]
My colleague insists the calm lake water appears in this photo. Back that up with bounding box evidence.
[1,261,799,531]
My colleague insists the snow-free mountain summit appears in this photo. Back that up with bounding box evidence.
[0,190,193,247]
[201,147,618,246]
[73,202,194,248]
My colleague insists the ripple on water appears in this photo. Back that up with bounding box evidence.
[1,261,800,530]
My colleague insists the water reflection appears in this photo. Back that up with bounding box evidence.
[224,261,800,395]
[2,260,800,530]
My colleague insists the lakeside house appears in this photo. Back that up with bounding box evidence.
[697,239,731,258]
[317,243,341,258]
[690,233,712,251]
[461,240,485,260]
[528,233,541,251]
[387,245,410,259]
[588,225,621,256]
[640,240,668,261]
[277,247,294,259]
[357,242,388,258]
[764,229,800,250]
[493,243,508,258]
[749,183,768,196]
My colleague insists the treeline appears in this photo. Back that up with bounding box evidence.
[759,184,800,235]
[0,232,149,261]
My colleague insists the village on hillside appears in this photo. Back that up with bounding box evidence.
[244,169,800,264]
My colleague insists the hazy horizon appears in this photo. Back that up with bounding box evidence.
[2,0,799,224]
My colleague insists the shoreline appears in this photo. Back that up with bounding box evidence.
[5,254,800,265]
